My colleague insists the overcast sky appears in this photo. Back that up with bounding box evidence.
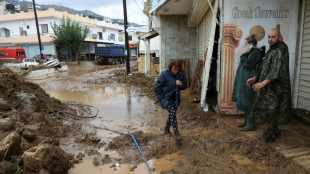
[27,0,148,25]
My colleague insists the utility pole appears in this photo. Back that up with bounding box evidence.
[32,0,43,60]
[123,0,130,73]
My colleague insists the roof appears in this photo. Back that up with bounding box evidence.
[138,30,159,40]
[150,0,192,15]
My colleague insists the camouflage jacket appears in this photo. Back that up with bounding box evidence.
[251,42,292,124]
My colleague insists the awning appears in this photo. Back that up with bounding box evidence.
[138,30,159,40]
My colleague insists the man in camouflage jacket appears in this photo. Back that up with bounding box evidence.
[247,28,291,143]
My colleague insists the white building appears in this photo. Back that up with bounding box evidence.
[0,8,124,60]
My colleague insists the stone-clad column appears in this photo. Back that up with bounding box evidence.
[221,24,243,113]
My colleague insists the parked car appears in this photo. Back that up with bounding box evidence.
[21,58,39,70]
[43,58,61,68]
[33,54,54,60]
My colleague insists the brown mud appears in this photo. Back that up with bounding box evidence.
[97,67,308,174]
[1,63,309,174]
[0,68,104,174]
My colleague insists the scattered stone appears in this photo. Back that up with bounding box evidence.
[0,131,21,161]
[22,144,70,174]
[0,118,14,131]
[90,136,101,143]
[129,165,137,171]
[0,160,18,174]
[101,154,112,165]
[92,157,99,166]
[16,93,38,115]
[76,152,85,161]
[22,130,36,141]
[0,98,11,111]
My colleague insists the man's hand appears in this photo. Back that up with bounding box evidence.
[252,79,272,92]
[176,80,183,86]
[247,77,256,85]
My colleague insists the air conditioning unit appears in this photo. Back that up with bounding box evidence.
[92,34,97,39]
[102,29,106,32]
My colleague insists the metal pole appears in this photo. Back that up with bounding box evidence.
[123,0,130,73]
[32,0,43,60]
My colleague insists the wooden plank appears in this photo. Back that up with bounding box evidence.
[190,60,203,94]
[200,0,218,107]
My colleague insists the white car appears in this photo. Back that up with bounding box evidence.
[21,58,39,70]
[43,58,61,68]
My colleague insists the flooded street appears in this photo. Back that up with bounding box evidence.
[1,62,307,174]
[27,62,175,173]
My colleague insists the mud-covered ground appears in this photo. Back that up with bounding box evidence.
[0,63,309,174]
[84,66,308,174]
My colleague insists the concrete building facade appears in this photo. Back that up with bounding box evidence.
[0,8,123,59]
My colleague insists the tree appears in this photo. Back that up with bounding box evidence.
[51,17,89,64]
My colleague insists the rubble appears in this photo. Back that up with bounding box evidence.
[22,144,70,174]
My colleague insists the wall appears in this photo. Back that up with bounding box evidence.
[139,35,160,56]
[221,0,299,113]
[21,44,56,58]
[159,15,197,80]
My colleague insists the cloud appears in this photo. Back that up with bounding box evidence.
[30,0,147,24]
[93,1,147,25]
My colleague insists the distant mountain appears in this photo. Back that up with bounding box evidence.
[2,0,140,26]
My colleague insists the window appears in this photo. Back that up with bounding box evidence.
[128,35,132,41]
[0,51,4,56]
[108,35,111,41]
[41,24,48,33]
[21,52,25,56]
[111,34,115,41]
[27,25,29,29]
[98,32,103,40]
[102,29,106,32]
[118,37,123,41]
[16,52,20,56]
[92,34,97,39]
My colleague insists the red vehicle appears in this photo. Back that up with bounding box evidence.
[0,48,26,61]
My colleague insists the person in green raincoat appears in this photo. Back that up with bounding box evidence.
[232,34,263,131]
[247,28,291,143]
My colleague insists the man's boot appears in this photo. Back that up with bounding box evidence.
[260,128,276,143]
[164,126,171,135]
[175,131,182,141]
[239,114,255,131]
[238,113,247,127]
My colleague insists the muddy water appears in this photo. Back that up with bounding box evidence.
[69,152,182,174]
[29,63,174,173]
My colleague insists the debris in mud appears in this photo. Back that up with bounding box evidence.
[22,144,71,174]
[0,98,11,111]
[107,131,178,165]
[0,131,21,161]
[76,152,85,161]
[0,68,101,172]
[101,154,112,165]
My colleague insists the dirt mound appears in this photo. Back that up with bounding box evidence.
[22,144,71,174]
[0,68,67,114]
[0,68,92,173]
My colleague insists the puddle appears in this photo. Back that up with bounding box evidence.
[30,63,178,173]
[69,152,182,174]
[231,154,253,165]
